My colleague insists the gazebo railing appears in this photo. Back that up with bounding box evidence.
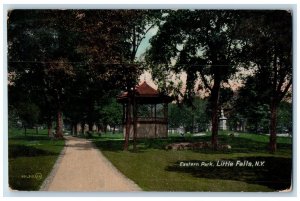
[123,117,167,124]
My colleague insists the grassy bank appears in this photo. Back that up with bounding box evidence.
[8,128,65,191]
[92,132,292,192]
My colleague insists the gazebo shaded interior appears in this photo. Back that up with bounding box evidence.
[117,81,172,138]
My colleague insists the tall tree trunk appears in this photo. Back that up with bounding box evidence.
[133,95,138,151]
[124,101,131,151]
[88,122,93,133]
[81,122,85,135]
[24,126,27,136]
[47,121,52,137]
[36,126,39,135]
[56,110,63,138]
[113,125,116,134]
[104,124,107,133]
[71,124,74,136]
[269,100,278,153]
[97,123,101,135]
[210,77,221,150]
[74,122,78,136]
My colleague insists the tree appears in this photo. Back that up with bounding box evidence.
[146,10,244,149]
[277,101,292,134]
[168,104,193,132]
[79,10,163,150]
[8,10,79,138]
[240,11,292,152]
[16,103,40,135]
[100,99,122,133]
[234,75,270,133]
[168,98,209,133]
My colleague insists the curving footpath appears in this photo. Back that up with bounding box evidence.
[40,136,141,192]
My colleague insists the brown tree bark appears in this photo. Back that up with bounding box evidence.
[133,96,138,151]
[55,110,64,138]
[269,100,278,153]
[88,122,93,133]
[47,121,52,137]
[124,101,131,151]
[81,122,85,135]
[210,76,221,150]
[73,123,78,136]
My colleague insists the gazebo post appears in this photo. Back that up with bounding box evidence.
[164,102,168,136]
[154,104,157,137]
[122,104,125,125]
[133,95,138,151]
[117,81,173,142]
[124,99,131,151]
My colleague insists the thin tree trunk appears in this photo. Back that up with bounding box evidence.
[24,126,27,136]
[113,125,116,134]
[81,122,85,135]
[269,101,278,153]
[97,123,101,135]
[88,122,93,133]
[104,124,107,133]
[71,125,73,136]
[71,123,74,136]
[36,126,38,135]
[47,121,52,137]
[133,95,137,151]
[210,77,221,150]
[56,110,63,138]
[124,101,131,151]
[74,122,78,136]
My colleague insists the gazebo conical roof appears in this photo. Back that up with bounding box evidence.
[117,81,173,104]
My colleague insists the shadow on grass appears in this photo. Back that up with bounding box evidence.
[93,140,125,152]
[9,135,49,140]
[9,144,58,158]
[92,135,291,154]
[65,142,94,151]
[166,156,292,191]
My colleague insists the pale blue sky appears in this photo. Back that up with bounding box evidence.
[135,26,159,60]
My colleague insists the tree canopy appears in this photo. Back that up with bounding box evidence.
[7,9,292,152]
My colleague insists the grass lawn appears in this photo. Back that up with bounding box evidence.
[92,131,292,192]
[8,128,65,191]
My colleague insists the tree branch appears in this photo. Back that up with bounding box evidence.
[199,67,212,91]
[278,78,292,103]
[276,66,287,94]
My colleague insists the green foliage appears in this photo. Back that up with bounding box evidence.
[16,102,40,129]
[277,102,292,132]
[100,99,122,128]
[8,106,20,129]
[168,98,209,132]
[234,70,292,134]
[8,10,163,133]
[146,10,244,98]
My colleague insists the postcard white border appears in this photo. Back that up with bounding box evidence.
[1,1,299,200]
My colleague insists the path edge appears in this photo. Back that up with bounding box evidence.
[39,138,68,191]
[89,139,142,191]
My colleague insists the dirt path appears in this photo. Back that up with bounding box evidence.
[40,136,141,192]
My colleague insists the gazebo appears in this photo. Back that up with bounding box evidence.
[117,81,173,138]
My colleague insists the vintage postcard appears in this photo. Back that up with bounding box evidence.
[6,8,293,193]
